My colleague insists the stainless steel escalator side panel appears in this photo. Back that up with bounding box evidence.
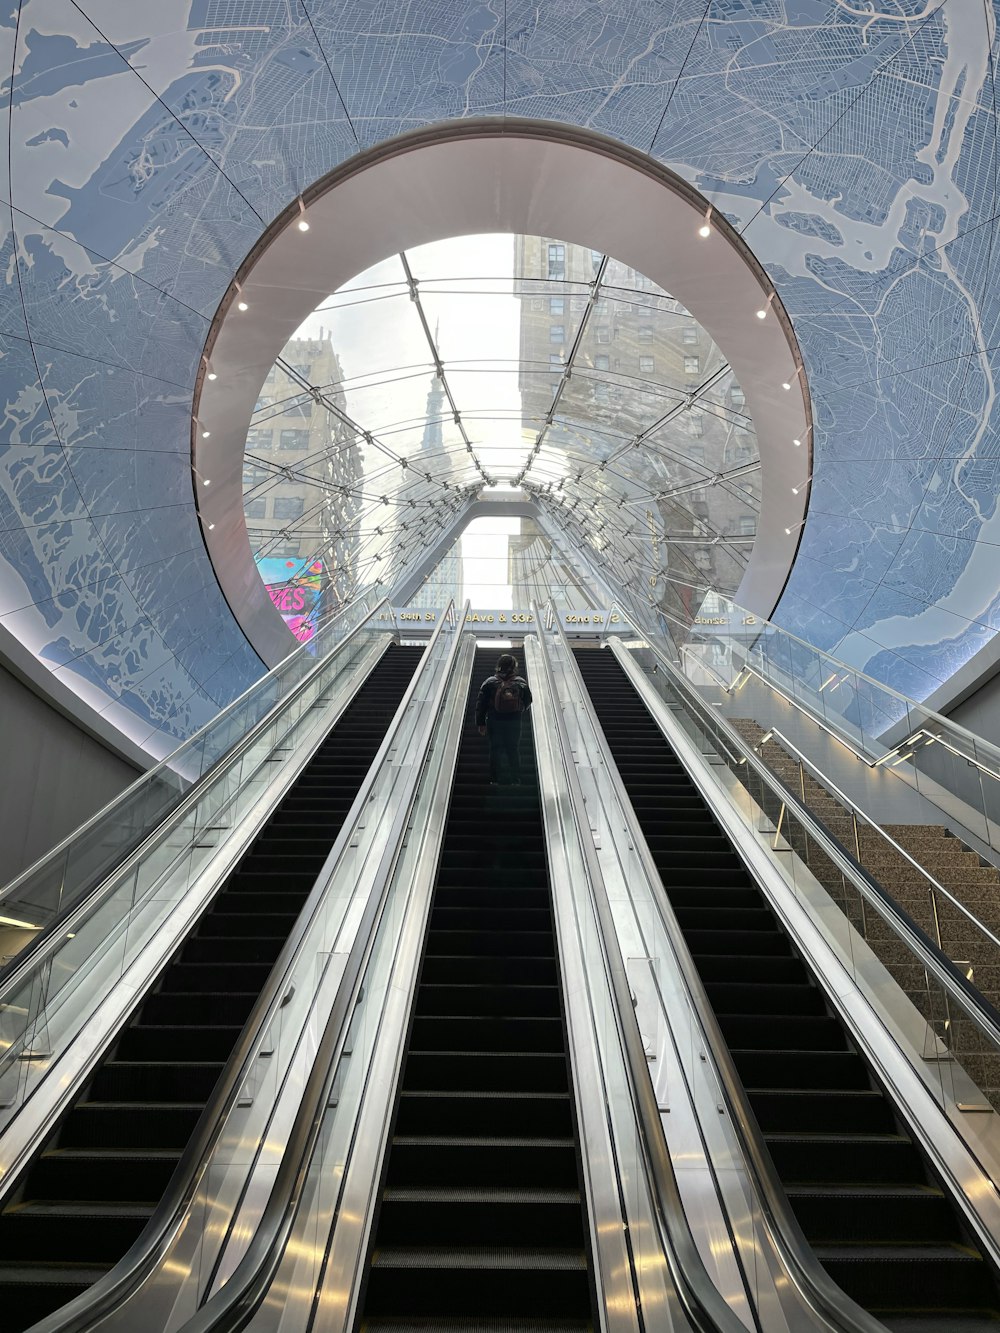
[310,633,477,1333]
[149,609,472,1333]
[0,632,393,1217]
[527,626,746,1333]
[610,636,1000,1285]
[526,635,640,1333]
[45,611,462,1333]
[538,638,779,1333]
[548,616,887,1333]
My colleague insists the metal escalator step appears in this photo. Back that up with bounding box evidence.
[372,1246,587,1270]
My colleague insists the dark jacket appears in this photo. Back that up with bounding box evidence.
[476,674,532,726]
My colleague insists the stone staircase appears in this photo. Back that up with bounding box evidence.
[729,718,1000,1108]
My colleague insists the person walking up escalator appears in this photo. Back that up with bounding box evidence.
[476,652,532,786]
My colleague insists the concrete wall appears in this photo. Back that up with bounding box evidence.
[0,659,142,887]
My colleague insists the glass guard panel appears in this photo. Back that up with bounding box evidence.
[617,635,1000,1195]
[644,587,1000,860]
[0,617,394,1138]
[0,593,384,947]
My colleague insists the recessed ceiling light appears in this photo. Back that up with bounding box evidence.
[756,308,767,320]
[793,438,802,447]
[781,381,791,391]
[208,523,215,530]
[207,371,217,381]
[698,223,711,238]
[201,430,210,438]
[203,478,211,486]
[237,301,248,312]
[297,219,310,232]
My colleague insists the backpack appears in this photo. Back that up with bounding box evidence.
[493,677,522,715]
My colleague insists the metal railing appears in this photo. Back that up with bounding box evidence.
[0,590,384,943]
[639,591,1000,859]
[606,613,1000,1223]
[530,608,749,1333]
[542,603,888,1333]
[36,603,471,1333]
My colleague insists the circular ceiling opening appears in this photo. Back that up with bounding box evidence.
[193,122,810,665]
[241,233,763,643]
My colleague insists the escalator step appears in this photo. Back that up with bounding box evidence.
[0,643,427,1333]
[396,1092,573,1137]
[574,643,1000,1328]
[358,656,593,1329]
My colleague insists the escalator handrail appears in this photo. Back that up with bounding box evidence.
[36,601,466,1333]
[154,602,473,1333]
[0,595,391,1007]
[611,617,1000,1055]
[530,605,747,1333]
[0,587,381,909]
[548,606,888,1333]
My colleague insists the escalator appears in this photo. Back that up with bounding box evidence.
[0,643,424,1332]
[356,648,595,1331]
[574,646,1000,1331]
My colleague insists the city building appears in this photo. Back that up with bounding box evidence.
[242,333,363,637]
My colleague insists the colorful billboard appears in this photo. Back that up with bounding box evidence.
[256,557,323,643]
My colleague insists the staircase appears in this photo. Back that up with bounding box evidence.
[575,646,1000,1331]
[0,643,424,1331]
[357,649,595,1332]
[730,718,1000,1107]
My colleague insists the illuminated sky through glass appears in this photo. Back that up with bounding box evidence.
[243,235,761,619]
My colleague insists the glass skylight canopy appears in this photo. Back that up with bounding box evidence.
[242,235,761,637]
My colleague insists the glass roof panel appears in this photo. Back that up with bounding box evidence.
[242,234,762,636]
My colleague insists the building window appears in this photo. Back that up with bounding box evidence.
[682,326,698,345]
[243,465,269,487]
[688,411,704,437]
[595,353,610,372]
[549,295,565,315]
[639,355,655,375]
[549,324,565,343]
[684,356,700,376]
[247,429,272,451]
[593,382,609,404]
[694,549,712,570]
[547,243,565,279]
[638,325,654,344]
[549,353,563,367]
[689,444,705,464]
[279,429,309,450]
[731,386,746,407]
[591,248,603,274]
[596,325,611,344]
[273,496,305,520]
[245,498,267,519]
[739,514,756,535]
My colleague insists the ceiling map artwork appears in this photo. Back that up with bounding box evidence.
[1,0,998,755]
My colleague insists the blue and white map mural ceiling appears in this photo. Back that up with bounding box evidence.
[1,0,998,751]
